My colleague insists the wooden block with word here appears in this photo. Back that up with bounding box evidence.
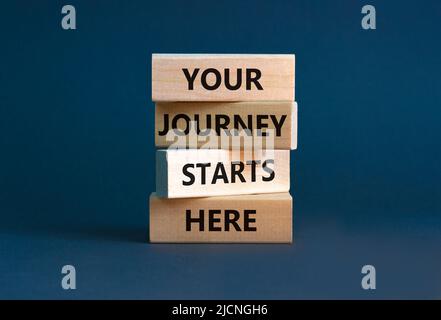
[155,101,297,150]
[156,149,290,198]
[152,54,295,101]
[149,192,293,243]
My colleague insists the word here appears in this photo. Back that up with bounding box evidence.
[149,192,293,243]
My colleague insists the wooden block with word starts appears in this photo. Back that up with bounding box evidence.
[149,192,293,243]
[156,149,290,198]
[152,54,295,101]
[155,101,298,150]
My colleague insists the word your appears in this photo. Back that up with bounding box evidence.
[183,68,263,91]
[186,209,257,232]
[158,113,286,137]
[182,160,274,185]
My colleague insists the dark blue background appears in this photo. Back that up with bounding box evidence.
[1,0,440,299]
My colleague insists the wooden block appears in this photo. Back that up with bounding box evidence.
[149,192,293,243]
[156,149,290,198]
[155,101,297,150]
[152,54,295,101]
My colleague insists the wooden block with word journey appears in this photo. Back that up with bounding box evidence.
[152,54,295,101]
[155,101,298,150]
[149,192,293,243]
[156,149,290,198]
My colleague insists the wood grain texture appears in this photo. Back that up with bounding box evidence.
[155,149,290,198]
[152,54,295,101]
[155,101,297,150]
[149,192,293,243]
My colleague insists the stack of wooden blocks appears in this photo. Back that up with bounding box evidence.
[149,54,297,243]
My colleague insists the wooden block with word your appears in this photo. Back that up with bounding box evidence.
[156,149,290,198]
[155,101,298,150]
[152,54,295,101]
[149,192,293,243]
